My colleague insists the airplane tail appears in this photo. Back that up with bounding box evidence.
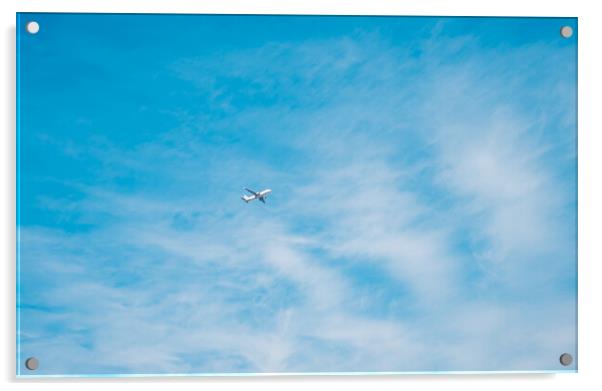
[241,196,251,203]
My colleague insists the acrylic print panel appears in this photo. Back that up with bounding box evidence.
[16,13,577,376]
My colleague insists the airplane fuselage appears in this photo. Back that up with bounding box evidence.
[242,188,272,203]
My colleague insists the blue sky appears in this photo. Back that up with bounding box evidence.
[17,14,577,375]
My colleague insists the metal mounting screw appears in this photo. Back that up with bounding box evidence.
[26,21,40,35]
[559,353,573,366]
[560,26,573,38]
[25,357,39,370]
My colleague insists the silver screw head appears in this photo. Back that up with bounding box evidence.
[25,357,39,370]
[559,353,573,366]
[26,21,40,35]
[560,26,573,38]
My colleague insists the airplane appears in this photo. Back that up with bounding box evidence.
[241,188,272,204]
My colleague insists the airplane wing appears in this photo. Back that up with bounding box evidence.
[259,197,266,204]
[244,188,257,195]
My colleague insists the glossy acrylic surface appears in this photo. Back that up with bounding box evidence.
[16,13,577,376]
